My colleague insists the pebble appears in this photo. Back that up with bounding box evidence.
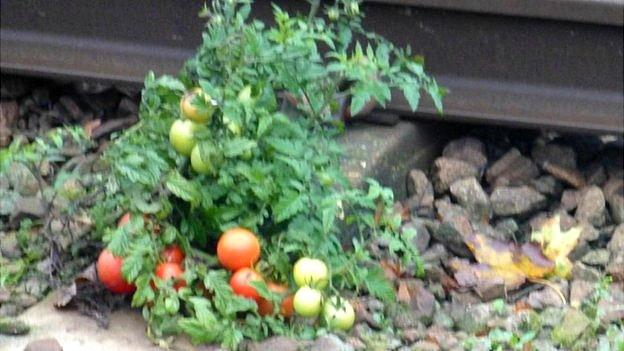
[575,185,606,227]
[490,186,547,217]
[431,157,479,194]
[449,177,491,220]
[580,249,611,266]
[24,338,63,351]
[486,148,539,186]
[531,143,577,170]
[442,137,488,170]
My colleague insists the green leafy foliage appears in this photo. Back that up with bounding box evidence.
[90,0,442,349]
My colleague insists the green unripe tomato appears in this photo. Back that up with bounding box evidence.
[323,296,355,331]
[180,88,216,123]
[316,171,334,187]
[293,286,323,318]
[169,119,199,156]
[190,145,213,175]
[293,257,329,289]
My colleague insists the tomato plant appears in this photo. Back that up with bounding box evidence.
[229,268,263,300]
[93,0,441,348]
[180,88,216,123]
[96,249,135,294]
[217,228,260,271]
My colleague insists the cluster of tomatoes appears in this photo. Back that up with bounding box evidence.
[96,213,187,294]
[96,213,355,330]
[168,88,219,174]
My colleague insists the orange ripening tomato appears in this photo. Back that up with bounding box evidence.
[155,262,187,291]
[217,227,261,271]
[257,282,294,318]
[97,249,136,294]
[161,244,185,264]
[117,213,131,227]
[229,268,264,300]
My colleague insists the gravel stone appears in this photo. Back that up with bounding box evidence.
[431,157,479,194]
[530,175,563,197]
[247,336,301,351]
[571,262,601,282]
[580,249,611,266]
[486,148,539,186]
[401,219,431,253]
[433,199,473,257]
[449,177,491,220]
[551,308,591,347]
[607,224,624,252]
[0,232,22,259]
[490,186,547,217]
[531,143,577,170]
[442,137,488,170]
[451,303,491,334]
[606,251,624,281]
[24,338,63,351]
[575,186,606,227]
[7,162,39,196]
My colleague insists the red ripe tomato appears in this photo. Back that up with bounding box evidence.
[96,249,136,294]
[217,227,261,271]
[257,282,294,318]
[162,244,185,264]
[117,213,131,227]
[155,262,187,291]
[229,268,263,300]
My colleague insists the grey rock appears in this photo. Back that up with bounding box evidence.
[310,335,354,351]
[472,222,510,242]
[23,276,49,298]
[431,157,479,194]
[490,186,547,217]
[432,307,454,329]
[585,162,607,186]
[603,178,624,224]
[560,189,581,212]
[401,219,431,253]
[425,325,460,350]
[607,224,624,252]
[551,308,591,348]
[526,282,568,309]
[0,302,20,317]
[399,326,426,344]
[0,189,20,216]
[531,175,563,197]
[571,262,601,282]
[24,338,63,351]
[597,283,624,324]
[12,293,38,309]
[345,337,366,350]
[570,280,595,308]
[14,195,47,218]
[493,218,519,240]
[433,199,473,257]
[7,163,39,196]
[0,232,21,259]
[581,249,610,266]
[486,148,539,187]
[0,173,9,190]
[540,307,566,327]
[449,177,491,220]
[531,339,559,351]
[575,186,606,227]
[442,137,488,170]
[421,244,449,265]
[394,279,435,326]
[532,143,577,170]
[451,303,491,334]
[606,251,624,281]
[247,336,301,351]
[406,341,440,351]
[428,283,446,301]
[406,170,434,204]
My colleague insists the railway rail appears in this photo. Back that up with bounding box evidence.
[1,0,623,133]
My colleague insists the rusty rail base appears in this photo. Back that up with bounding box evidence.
[1,0,622,133]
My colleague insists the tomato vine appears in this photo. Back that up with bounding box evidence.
[91,0,443,348]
